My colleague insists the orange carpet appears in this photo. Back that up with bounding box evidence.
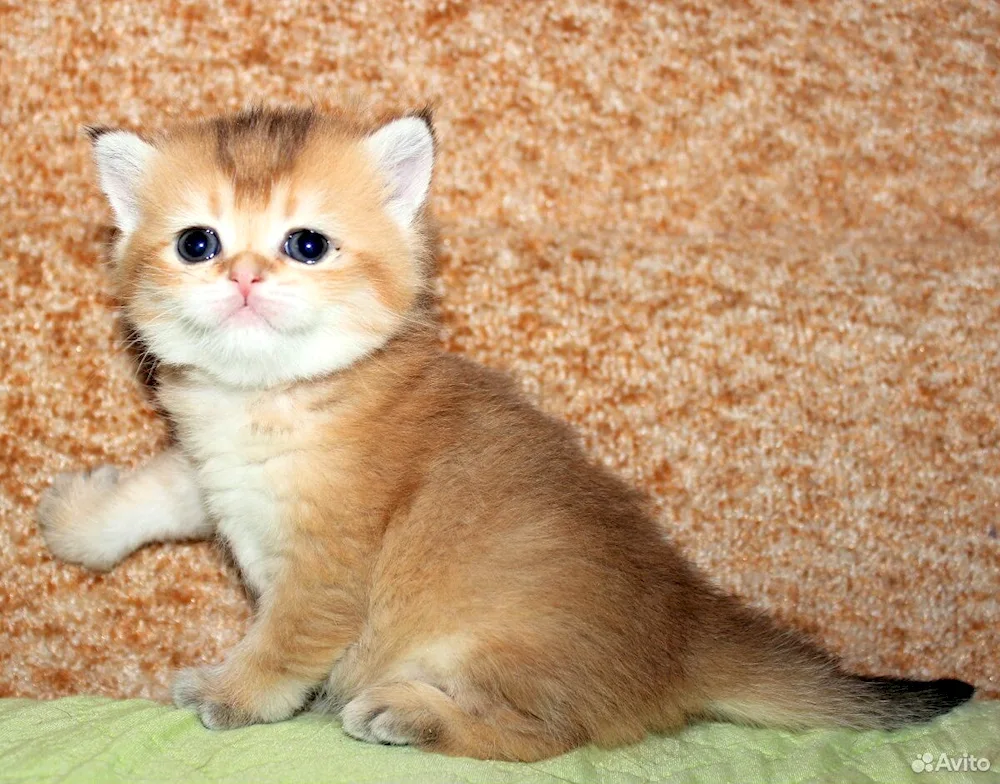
[1,1,997,702]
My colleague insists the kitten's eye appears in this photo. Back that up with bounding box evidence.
[283,229,330,265]
[177,227,221,263]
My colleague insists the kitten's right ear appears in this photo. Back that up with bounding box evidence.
[85,126,156,234]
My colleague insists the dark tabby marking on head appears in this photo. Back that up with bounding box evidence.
[212,106,318,203]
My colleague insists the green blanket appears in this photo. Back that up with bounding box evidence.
[0,698,996,783]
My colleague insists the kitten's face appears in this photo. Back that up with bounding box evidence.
[92,109,435,388]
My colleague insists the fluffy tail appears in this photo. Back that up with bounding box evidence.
[692,597,975,731]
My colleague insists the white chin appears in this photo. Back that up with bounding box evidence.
[221,307,276,330]
[143,318,387,388]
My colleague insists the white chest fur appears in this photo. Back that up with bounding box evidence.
[161,381,305,596]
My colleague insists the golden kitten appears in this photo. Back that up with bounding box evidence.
[38,106,973,761]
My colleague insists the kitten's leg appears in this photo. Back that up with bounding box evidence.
[38,449,211,571]
[172,556,362,729]
[341,681,575,762]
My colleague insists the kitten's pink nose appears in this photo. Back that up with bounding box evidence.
[229,258,264,300]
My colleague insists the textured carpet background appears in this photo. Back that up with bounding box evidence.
[1,1,998,703]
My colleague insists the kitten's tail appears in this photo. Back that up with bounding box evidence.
[692,596,975,731]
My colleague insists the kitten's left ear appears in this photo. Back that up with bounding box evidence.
[364,112,435,229]
[85,126,157,234]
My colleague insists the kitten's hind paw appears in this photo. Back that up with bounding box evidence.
[37,466,123,571]
[341,683,446,747]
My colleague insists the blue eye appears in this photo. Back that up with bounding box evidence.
[283,229,330,264]
[177,227,221,263]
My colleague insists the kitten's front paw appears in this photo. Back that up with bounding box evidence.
[37,466,122,571]
[172,666,255,731]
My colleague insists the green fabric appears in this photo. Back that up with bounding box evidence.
[0,698,997,784]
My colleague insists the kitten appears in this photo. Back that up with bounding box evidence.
[38,106,973,761]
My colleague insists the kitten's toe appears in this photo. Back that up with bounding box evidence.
[367,709,426,745]
[37,466,123,571]
[197,700,255,730]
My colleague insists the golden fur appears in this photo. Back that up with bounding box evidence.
[37,107,974,761]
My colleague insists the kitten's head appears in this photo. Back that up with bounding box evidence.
[90,107,436,388]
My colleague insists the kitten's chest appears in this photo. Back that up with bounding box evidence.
[163,383,317,593]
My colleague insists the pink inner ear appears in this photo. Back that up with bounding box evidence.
[389,154,425,202]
